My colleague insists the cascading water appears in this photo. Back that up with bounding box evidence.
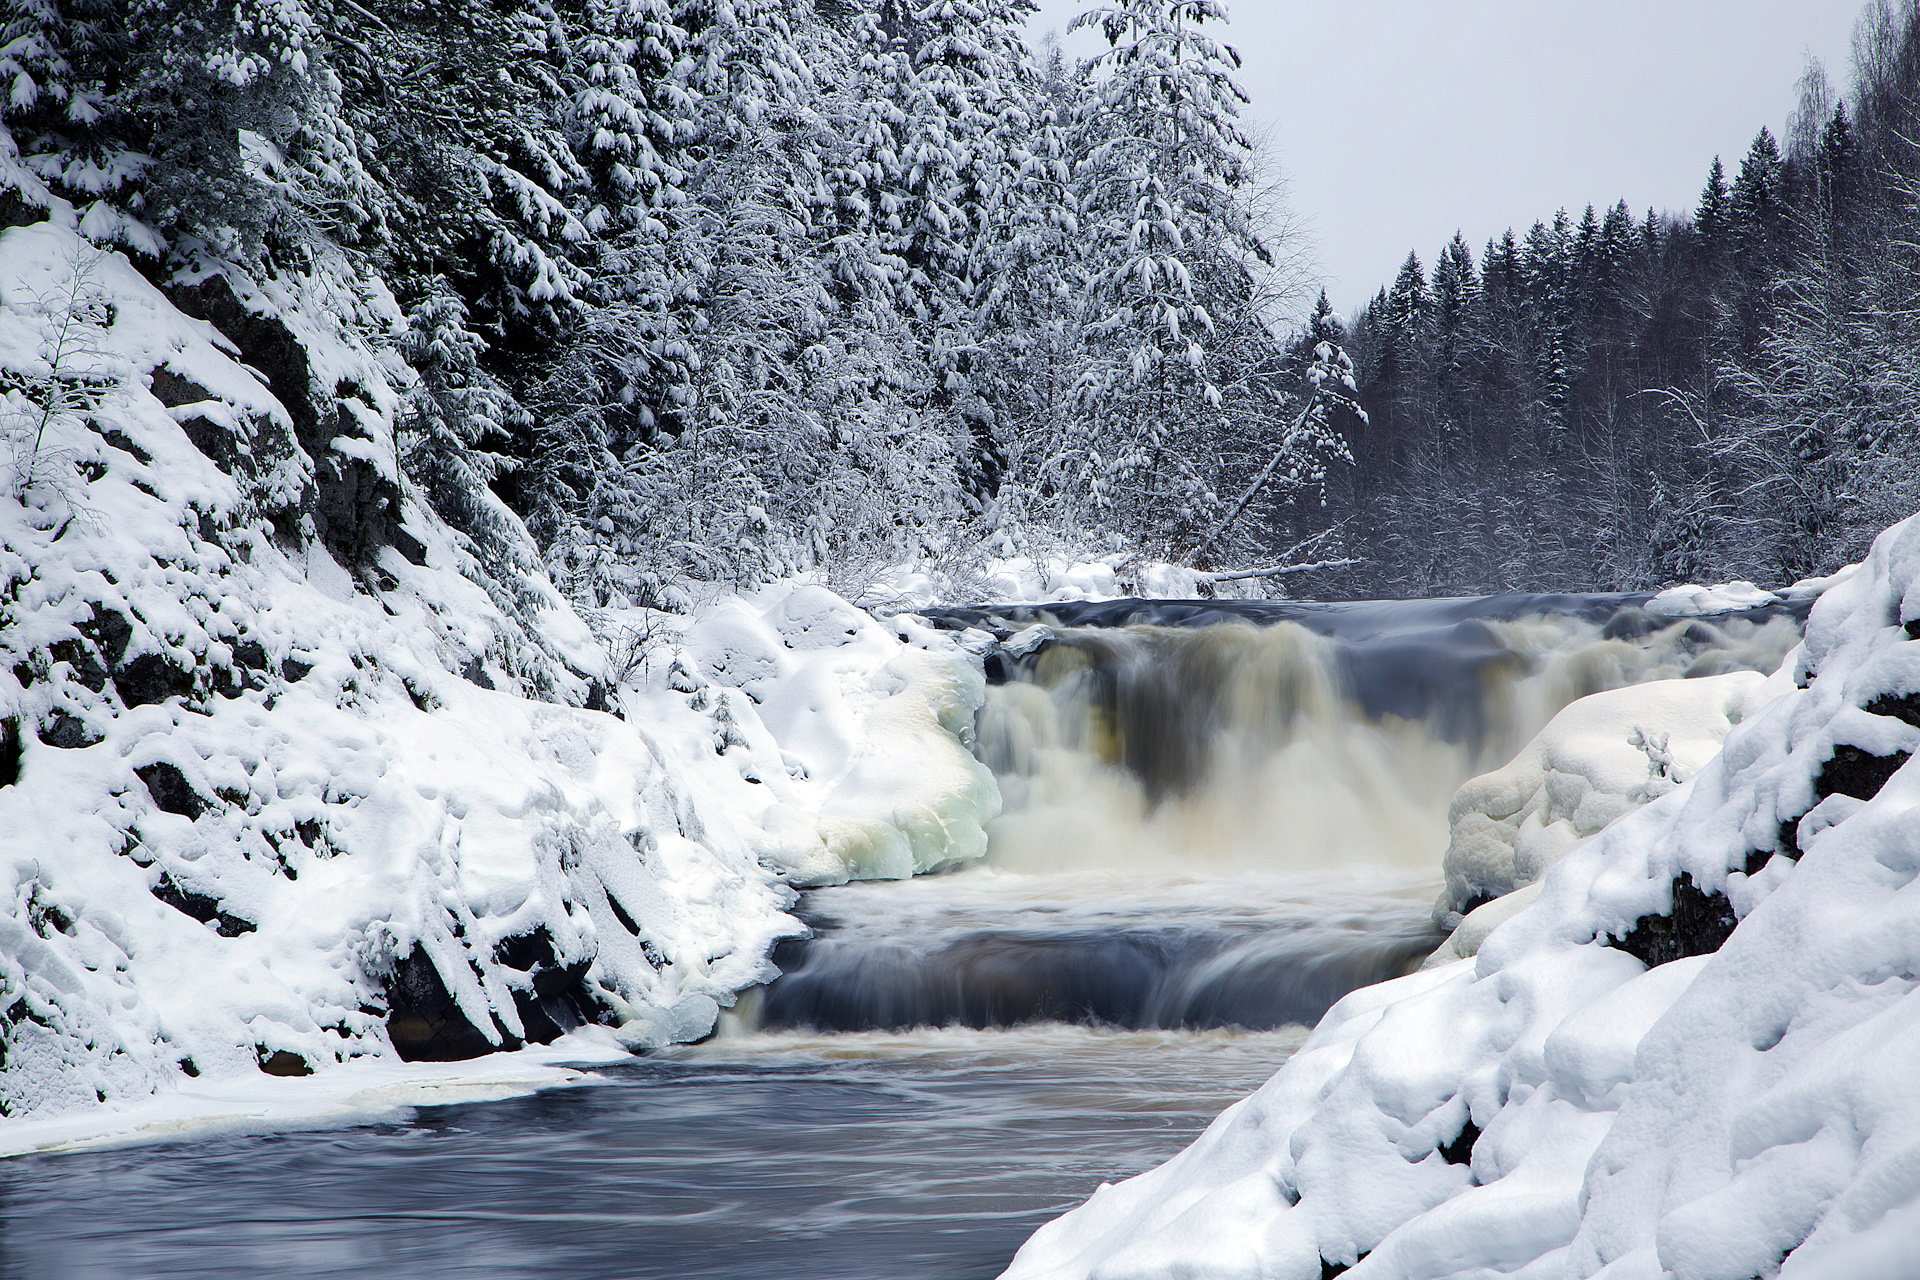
[747,594,1805,1038]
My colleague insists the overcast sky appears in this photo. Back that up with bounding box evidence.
[1027,1,1865,320]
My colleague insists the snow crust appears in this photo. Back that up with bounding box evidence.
[0,219,995,1128]
[1002,513,1920,1278]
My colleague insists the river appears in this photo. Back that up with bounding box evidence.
[0,593,1805,1278]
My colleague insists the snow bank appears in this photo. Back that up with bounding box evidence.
[0,216,994,1127]
[1002,511,1920,1279]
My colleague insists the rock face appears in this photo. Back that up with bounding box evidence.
[1605,872,1738,968]
[0,211,1002,1123]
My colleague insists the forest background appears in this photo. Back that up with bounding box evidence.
[4,0,1919,606]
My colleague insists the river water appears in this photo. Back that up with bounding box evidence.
[0,594,1806,1279]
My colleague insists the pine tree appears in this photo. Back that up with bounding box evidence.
[1695,156,1730,255]
[1729,127,1786,249]
[1063,0,1279,548]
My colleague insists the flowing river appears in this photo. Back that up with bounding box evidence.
[0,593,1805,1279]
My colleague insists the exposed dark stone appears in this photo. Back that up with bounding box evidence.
[281,657,314,683]
[136,763,206,819]
[493,927,601,1045]
[40,712,101,749]
[1815,744,1911,803]
[232,639,270,672]
[168,275,318,441]
[605,890,643,937]
[1439,1117,1480,1166]
[1607,873,1738,968]
[100,429,152,465]
[1322,1252,1369,1278]
[0,189,48,228]
[583,680,610,714]
[461,656,495,691]
[48,638,109,692]
[151,873,255,936]
[256,1047,313,1077]
[385,947,515,1061]
[1458,892,1496,918]
[84,604,134,666]
[1864,691,1920,727]
[179,1057,200,1077]
[177,414,237,470]
[1748,816,1803,876]
[0,716,18,787]
[167,275,402,568]
[393,524,428,566]
[148,367,215,409]
[1907,617,1920,641]
[116,651,194,708]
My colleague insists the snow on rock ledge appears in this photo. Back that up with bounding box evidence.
[0,217,995,1123]
[1436,668,1789,923]
[1001,512,1920,1279]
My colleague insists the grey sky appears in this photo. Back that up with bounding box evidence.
[1028,1,1864,320]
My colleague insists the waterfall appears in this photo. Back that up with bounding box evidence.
[747,594,1805,1037]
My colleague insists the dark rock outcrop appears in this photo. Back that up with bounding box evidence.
[1607,873,1738,968]
[493,927,602,1044]
[0,716,19,787]
[384,948,514,1062]
[1439,1116,1480,1167]
[151,873,255,937]
[1815,744,1911,803]
[255,1048,313,1076]
[135,762,205,820]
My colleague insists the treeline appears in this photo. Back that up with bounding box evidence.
[0,0,1354,607]
[1304,0,1920,598]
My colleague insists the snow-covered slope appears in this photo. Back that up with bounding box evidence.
[1003,513,1920,1278]
[0,212,996,1125]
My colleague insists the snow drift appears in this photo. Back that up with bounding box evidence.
[1002,513,1920,1278]
[0,209,996,1124]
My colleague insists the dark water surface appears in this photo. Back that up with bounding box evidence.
[0,1023,1302,1280]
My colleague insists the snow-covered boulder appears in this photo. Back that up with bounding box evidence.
[1002,511,1920,1279]
[1437,668,1790,922]
[612,586,1000,887]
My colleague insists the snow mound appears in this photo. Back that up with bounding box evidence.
[0,218,994,1125]
[1002,511,1920,1279]
[1437,668,1789,923]
[613,586,1000,887]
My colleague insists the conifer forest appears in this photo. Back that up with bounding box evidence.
[6,0,1915,601]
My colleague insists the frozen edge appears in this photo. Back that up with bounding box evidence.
[0,1027,638,1159]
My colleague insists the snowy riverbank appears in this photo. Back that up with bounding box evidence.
[0,212,997,1131]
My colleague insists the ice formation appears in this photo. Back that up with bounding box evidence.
[1002,513,1920,1278]
[0,211,995,1127]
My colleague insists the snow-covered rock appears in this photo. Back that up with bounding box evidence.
[1437,668,1790,922]
[0,216,995,1123]
[1002,511,1920,1279]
